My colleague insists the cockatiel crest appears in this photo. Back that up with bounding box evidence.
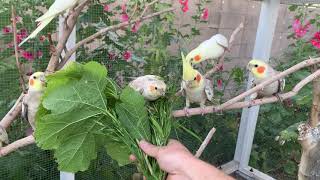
[247,59,285,100]
[22,72,46,130]
[186,34,228,65]
[129,75,166,101]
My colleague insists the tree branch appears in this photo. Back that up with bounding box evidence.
[195,127,216,158]
[205,22,244,79]
[46,0,91,73]
[310,65,320,127]
[173,58,320,118]
[0,93,23,129]
[0,135,35,157]
[11,6,27,93]
[58,7,175,69]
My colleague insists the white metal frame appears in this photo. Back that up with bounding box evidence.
[221,0,280,179]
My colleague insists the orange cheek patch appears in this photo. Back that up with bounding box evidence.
[29,79,34,86]
[257,66,266,74]
[194,55,201,62]
[196,74,201,83]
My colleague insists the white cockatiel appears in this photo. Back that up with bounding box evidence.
[22,72,46,130]
[247,59,285,101]
[0,125,9,147]
[129,75,167,101]
[186,34,228,65]
[19,0,83,46]
[180,52,213,116]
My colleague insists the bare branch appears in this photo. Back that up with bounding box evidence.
[195,127,216,158]
[204,22,244,79]
[173,61,320,118]
[0,135,35,157]
[46,0,91,73]
[0,93,23,129]
[58,7,175,69]
[310,65,320,127]
[11,6,27,93]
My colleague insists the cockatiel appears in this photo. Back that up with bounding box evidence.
[247,59,285,101]
[180,52,213,116]
[19,0,82,46]
[22,72,46,130]
[0,125,9,148]
[186,34,228,65]
[129,75,166,101]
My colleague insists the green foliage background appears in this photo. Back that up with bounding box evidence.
[0,1,319,180]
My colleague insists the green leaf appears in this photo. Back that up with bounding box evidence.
[35,62,114,172]
[105,138,131,167]
[115,87,150,141]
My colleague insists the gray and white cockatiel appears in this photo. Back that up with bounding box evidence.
[247,59,285,101]
[129,75,166,101]
[0,125,9,148]
[186,34,228,65]
[19,0,83,46]
[22,72,46,130]
[180,52,213,116]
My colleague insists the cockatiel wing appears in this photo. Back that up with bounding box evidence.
[279,78,285,92]
[21,94,29,122]
[0,125,9,146]
[211,34,228,48]
[204,79,213,101]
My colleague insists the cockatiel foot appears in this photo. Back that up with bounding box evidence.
[275,93,283,103]
[201,107,205,116]
[248,100,255,108]
[184,107,190,117]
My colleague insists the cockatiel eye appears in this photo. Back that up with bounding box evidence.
[33,76,37,79]
[254,64,258,68]
[194,77,197,80]
[155,87,158,90]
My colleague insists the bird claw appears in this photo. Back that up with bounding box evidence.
[184,107,190,117]
[248,100,255,108]
[201,107,205,116]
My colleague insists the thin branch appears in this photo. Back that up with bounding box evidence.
[11,6,27,93]
[58,7,175,69]
[0,93,23,129]
[205,22,244,79]
[46,0,91,73]
[195,127,216,158]
[173,61,320,118]
[139,0,159,19]
[310,65,320,127]
[0,135,35,157]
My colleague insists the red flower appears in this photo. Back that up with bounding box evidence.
[121,13,129,22]
[39,35,46,42]
[103,4,110,12]
[123,51,132,61]
[37,50,43,58]
[310,32,320,49]
[2,26,12,34]
[217,79,223,89]
[201,8,209,21]
[292,19,310,38]
[21,50,34,61]
[179,0,189,12]
[131,21,141,33]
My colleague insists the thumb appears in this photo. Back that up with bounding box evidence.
[139,140,160,158]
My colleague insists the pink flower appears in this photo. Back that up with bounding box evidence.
[179,0,189,12]
[217,79,223,89]
[19,28,28,37]
[37,50,43,58]
[2,26,12,34]
[201,8,209,21]
[121,4,127,12]
[39,35,46,42]
[6,42,14,48]
[310,32,320,49]
[121,13,129,22]
[292,19,310,38]
[21,51,34,61]
[131,21,141,33]
[103,4,110,12]
[123,51,132,61]
[15,16,23,23]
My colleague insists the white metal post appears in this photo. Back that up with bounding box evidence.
[59,15,76,180]
[233,0,280,169]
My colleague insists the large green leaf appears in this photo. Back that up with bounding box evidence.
[35,62,115,172]
[104,138,131,167]
[115,87,151,141]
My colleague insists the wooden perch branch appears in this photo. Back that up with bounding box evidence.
[205,22,244,79]
[0,94,23,129]
[173,57,320,118]
[195,127,216,158]
[310,65,320,127]
[0,135,35,157]
[58,7,175,69]
[11,6,27,93]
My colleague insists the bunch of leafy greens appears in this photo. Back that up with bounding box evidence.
[35,61,173,180]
